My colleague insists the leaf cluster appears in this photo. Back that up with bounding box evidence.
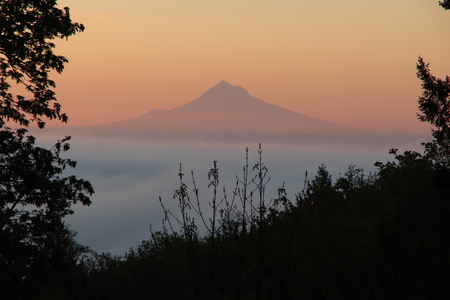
[0,0,84,128]
[440,0,450,9]
[416,57,450,145]
[0,128,94,299]
[0,3,93,298]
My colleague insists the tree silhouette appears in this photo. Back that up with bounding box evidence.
[415,3,450,168]
[0,0,84,128]
[416,57,450,145]
[440,0,450,10]
[0,1,92,298]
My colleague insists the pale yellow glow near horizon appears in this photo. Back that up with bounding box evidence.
[51,0,450,133]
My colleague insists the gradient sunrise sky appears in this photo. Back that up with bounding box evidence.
[53,0,450,133]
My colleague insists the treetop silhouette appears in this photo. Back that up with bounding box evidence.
[0,0,84,128]
[0,2,93,298]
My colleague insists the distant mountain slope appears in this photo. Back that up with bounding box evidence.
[101,81,370,135]
[37,81,425,148]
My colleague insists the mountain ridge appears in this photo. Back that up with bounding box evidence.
[102,81,371,135]
[34,81,425,147]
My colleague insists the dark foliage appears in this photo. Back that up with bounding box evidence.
[0,1,93,299]
[416,57,450,145]
[0,0,84,128]
[440,0,450,10]
[85,152,450,299]
[0,129,94,299]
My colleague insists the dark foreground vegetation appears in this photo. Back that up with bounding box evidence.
[1,1,450,299]
[84,144,450,300]
[3,137,450,299]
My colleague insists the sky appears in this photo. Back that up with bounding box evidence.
[53,0,450,133]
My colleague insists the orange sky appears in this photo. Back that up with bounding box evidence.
[52,0,450,133]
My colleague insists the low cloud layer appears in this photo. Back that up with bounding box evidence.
[32,135,424,255]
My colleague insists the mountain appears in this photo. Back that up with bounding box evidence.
[39,81,423,147]
[101,81,369,135]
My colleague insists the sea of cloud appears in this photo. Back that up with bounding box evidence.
[31,131,429,255]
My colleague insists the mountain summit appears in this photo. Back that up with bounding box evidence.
[171,81,299,117]
[102,81,369,135]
